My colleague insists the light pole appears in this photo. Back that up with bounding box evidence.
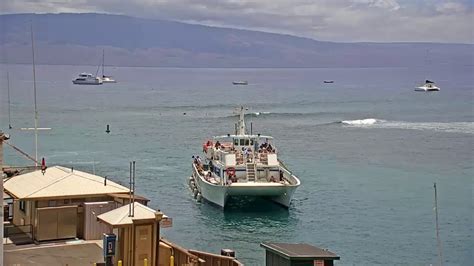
[1,131,11,265]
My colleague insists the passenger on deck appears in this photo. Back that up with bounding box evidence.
[215,141,221,149]
[197,156,202,165]
[267,144,273,153]
[270,175,276,182]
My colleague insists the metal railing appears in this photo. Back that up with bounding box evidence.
[189,250,244,266]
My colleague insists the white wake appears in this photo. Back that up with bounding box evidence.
[340,118,474,134]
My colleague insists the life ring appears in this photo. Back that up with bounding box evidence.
[226,167,236,176]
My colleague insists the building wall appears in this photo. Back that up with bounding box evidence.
[12,200,34,234]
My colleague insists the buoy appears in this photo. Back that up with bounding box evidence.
[169,255,174,266]
[105,124,110,134]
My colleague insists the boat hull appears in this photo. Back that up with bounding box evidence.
[415,85,440,91]
[72,80,103,85]
[191,165,299,208]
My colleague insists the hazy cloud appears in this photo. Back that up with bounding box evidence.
[1,0,472,43]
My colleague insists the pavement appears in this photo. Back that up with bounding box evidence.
[4,240,104,266]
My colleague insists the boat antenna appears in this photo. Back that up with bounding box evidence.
[30,22,39,166]
[7,67,12,129]
[434,182,444,266]
[237,106,246,135]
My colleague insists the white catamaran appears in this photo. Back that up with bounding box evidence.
[189,107,301,208]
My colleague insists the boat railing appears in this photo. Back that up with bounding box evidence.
[278,159,300,186]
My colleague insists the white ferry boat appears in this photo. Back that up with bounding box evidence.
[72,73,103,85]
[189,107,300,208]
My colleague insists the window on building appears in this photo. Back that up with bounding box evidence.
[19,200,26,213]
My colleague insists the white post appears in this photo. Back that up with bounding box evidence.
[1,131,10,265]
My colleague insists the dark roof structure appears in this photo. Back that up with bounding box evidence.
[260,242,340,261]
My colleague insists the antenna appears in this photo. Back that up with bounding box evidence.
[132,161,136,216]
[129,161,132,217]
[7,68,12,129]
[434,182,443,266]
[31,23,39,166]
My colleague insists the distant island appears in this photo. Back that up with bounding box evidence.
[1,13,472,68]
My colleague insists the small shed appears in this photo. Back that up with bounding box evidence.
[260,242,340,266]
[98,202,166,266]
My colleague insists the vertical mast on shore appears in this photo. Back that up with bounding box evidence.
[31,23,39,166]
[434,182,444,266]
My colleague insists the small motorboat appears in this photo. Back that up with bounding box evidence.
[415,80,440,91]
[323,80,334,84]
[232,81,248,85]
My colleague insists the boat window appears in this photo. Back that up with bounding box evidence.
[245,139,250,146]
[234,139,238,146]
[240,139,245,146]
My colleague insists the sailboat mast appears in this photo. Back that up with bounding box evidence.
[434,182,443,266]
[102,49,105,77]
[30,23,39,166]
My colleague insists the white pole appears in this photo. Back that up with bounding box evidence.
[1,131,10,265]
[30,23,39,166]
[434,183,443,266]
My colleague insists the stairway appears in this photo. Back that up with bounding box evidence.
[246,163,256,182]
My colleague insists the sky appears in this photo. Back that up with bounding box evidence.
[1,0,473,43]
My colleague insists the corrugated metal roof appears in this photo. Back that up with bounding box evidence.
[97,202,163,226]
[4,166,129,199]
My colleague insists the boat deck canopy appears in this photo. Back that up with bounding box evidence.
[213,134,273,139]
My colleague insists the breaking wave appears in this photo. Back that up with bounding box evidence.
[341,118,381,125]
[340,118,474,134]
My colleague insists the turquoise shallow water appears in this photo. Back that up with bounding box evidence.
[1,64,473,265]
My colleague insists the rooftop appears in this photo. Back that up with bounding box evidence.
[97,202,164,227]
[4,165,129,200]
[260,242,340,261]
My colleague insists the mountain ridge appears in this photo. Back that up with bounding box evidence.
[1,13,472,67]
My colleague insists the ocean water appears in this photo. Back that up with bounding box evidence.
[0,64,472,265]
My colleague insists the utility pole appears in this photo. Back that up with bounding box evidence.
[1,131,11,265]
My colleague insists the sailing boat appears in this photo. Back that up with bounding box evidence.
[100,49,116,83]
[415,49,440,92]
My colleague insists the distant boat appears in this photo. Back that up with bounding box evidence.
[72,73,103,85]
[232,81,248,85]
[415,80,440,92]
[100,49,116,83]
[323,80,334,84]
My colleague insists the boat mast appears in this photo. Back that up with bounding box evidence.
[237,106,246,135]
[434,182,444,266]
[102,49,105,77]
[30,23,39,166]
